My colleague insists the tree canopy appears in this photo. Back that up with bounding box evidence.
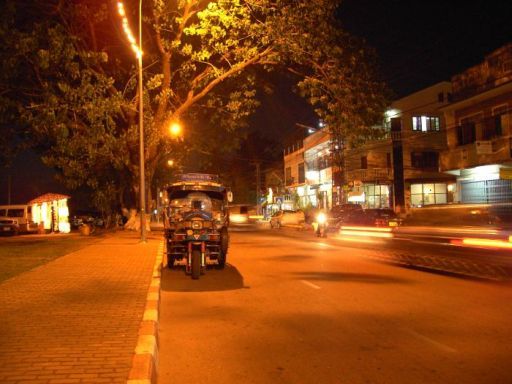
[0,0,389,214]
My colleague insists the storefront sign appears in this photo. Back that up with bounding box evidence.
[499,168,512,180]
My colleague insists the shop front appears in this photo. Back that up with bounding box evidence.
[362,183,391,208]
[409,182,453,207]
[29,193,71,233]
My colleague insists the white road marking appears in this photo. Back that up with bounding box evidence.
[301,280,321,290]
[405,328,457,353]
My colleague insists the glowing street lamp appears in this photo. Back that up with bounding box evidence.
[117,1,147,242]
[167,159,174,167]
[169,122,182,138]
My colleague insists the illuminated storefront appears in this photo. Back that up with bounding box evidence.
[410,183,450,207]
[363,184,391,208]
[29,193,71,233]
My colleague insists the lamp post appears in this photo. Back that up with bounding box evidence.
[118,1,146,242]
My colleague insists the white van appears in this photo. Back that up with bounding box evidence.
[0,205,38,235]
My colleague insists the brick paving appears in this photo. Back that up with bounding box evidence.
[0,231,160,384]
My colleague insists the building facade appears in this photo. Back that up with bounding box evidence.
[343,82,454,211]
[303,128,332,210]
[283,129,334,210]
[440,43,512,203]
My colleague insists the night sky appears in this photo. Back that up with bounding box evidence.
[252,0,512,146]
[338,0,512,97]
[1,1,511,205]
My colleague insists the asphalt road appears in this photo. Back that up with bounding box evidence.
[158,226,512,384]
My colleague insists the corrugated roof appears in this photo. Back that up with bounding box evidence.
[28,193,71,204]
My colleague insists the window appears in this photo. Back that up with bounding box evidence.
[492,105,507,137]
[298,163,305,183]
[457,119,477,145]
[317,156,330,170]
[363,184,390,208]
[285,167,292,185]
[361,156,368,169]
[411,152,439,169]
[410,183,447,207]
[412,116,440,132]
[8,209,25,217]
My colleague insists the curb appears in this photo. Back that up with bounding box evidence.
[127,241,164,384]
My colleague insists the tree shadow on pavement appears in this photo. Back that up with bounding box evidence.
[161,263,247,292]
[293,271,412,284]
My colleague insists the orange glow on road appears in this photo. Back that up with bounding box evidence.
[340,225,392,233]
[339,229,393,238]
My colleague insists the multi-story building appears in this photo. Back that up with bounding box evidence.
[344,82,454,211]
[440,43,512,203]
[303,128,332,209]
[283,140,305,209]
[283,127,334,210]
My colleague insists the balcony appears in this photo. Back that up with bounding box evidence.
[345,168,393,183]
[441,136,511,171]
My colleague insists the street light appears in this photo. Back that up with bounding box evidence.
[117,1,146,242]
[169,121,182,138]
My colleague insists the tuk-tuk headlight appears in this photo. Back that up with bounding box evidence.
[191,221,202,229]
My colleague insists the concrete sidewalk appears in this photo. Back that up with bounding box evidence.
[0,231,162,384]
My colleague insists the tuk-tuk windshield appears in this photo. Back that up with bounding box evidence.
[169,192,223,216]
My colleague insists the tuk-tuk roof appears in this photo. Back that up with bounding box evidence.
[166,173,228,197]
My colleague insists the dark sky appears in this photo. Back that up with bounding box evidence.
[338,0,512,97]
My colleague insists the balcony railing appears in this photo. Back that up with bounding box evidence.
[345,168,393,182]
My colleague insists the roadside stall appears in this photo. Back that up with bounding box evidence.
[29,193,71,234]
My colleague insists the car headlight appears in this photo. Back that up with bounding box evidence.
[316,212,327,224]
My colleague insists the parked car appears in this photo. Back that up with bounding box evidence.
[328,204,363,228]
[343,208,401,227]
[0,219,19,235]
[70,211,105,229]
[270,210,305,228]
[0,205,38,235]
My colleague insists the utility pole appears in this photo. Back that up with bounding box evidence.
[391,117,405,212]
[7,173,11,204]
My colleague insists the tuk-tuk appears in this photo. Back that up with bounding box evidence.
[163,173,232,279]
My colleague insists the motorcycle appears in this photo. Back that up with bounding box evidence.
[315,211,328,238]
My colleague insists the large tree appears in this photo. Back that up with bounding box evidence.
[0,0,388,214]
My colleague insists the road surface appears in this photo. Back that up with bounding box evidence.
[158,227,512,384]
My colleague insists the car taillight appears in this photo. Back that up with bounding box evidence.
[375,218,386,226]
